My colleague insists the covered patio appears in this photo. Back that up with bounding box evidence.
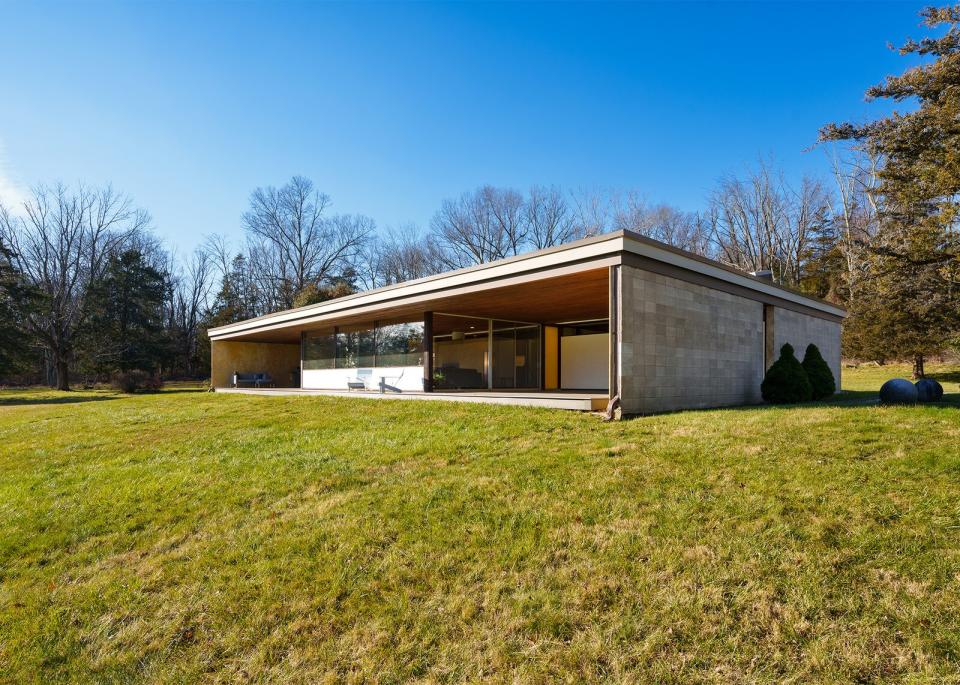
[209,238,618,411]
[214,386,609,411]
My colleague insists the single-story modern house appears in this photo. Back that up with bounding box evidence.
[209,230,844,414]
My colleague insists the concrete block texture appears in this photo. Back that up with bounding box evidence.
[773,308,842,392]
[618,266,765,414]
[211,340,301,389]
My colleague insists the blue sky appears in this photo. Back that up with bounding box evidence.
[0,1,926,254]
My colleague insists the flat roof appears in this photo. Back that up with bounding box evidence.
[209,230,845,341]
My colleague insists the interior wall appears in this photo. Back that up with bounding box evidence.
[560,334,609,389]
[210,340,301,388]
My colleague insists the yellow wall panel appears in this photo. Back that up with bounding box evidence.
[211,340,301,388]
[544,325,559,390]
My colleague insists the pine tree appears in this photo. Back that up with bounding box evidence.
[0,240,36,376]
[208,254,255,328]
[761,343,813,404]
[801,344,836,400]
[80,250,171,376]
[821,5,960,377]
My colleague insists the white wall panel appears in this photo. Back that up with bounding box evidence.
[561,334,609,389]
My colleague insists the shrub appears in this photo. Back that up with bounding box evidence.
[801,344,836,399]
[761,343,813,404]
[111,370,163,394]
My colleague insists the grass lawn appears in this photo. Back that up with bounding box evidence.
[1,367,959,683]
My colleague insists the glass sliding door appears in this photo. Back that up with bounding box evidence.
[432,314,489,389]
[431,314,542,391]
[514,325,541,389]
[492,321,541,390]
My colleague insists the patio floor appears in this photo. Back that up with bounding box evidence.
[215,387,609,411]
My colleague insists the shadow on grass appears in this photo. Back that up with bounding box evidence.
[0,394,121,407]
[621,391,960,420]
[927,370,960,385]
[0,387,206,406]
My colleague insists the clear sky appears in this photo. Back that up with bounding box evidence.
[0,1,926,254]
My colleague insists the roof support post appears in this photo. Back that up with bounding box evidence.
[605,264,622,420]
[423,311,433,392]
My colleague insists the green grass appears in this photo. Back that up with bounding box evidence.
[1,368,959,683]
[841,361,960,394]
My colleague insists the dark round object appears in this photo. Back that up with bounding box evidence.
[915,378,944,402]
[879,378,918,405]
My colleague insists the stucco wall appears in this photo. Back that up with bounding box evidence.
[210,340,301,388]
[619,266,765,414]
[773,308,842,391]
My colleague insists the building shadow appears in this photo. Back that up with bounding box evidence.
[620,390,960,420]
[0,394,121,407]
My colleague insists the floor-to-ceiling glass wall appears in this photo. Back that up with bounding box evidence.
[492,321,541,389]
[432,314,489,390]
[432,314,541,391]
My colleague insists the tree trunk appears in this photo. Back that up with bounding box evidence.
[912,354,925,380]
[55,359,70,391]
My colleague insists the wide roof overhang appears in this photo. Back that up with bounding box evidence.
[208,231,846,344]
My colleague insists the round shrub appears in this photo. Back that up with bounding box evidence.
[879,378,918,405]
[915,378,944,402]
[801,343,836,400]
[761,343,813,404]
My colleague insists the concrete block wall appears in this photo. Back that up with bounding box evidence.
[210,340,301,388]
[773,308,842,391]
[619,266,765,414]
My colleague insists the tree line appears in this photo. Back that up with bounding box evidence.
[1,4,958,388]
[0,166,861,390]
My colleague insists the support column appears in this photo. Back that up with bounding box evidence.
[487,319,494,389]
[423,311,433,392]
[607,265,621,418]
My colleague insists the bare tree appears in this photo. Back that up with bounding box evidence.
[827,147,882,303]
[527,185,582,249]
[569,187,610,238]
[707,161,833,287]
[169,246,215,375]
[0,183,149,389]
[242,176,373,309]
[430,186,529,268]
[610,190,710,255]
[358,224,440,290]
[202,233,234,281]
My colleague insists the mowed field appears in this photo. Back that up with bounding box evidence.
[1,365,959,684]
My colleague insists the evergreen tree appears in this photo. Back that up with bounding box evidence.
[0,239,36,376]
[821,5,960,377]
[80,249,171,376]
[801,344,836,399]
[208,254,254,328]
[291,279,356,308]
[761,343,813,404]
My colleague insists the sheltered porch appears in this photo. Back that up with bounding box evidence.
[215,386,608,411]
[209,265,616,411]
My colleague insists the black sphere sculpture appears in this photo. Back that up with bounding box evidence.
[915,378,944,402]
[879,378,918,405]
